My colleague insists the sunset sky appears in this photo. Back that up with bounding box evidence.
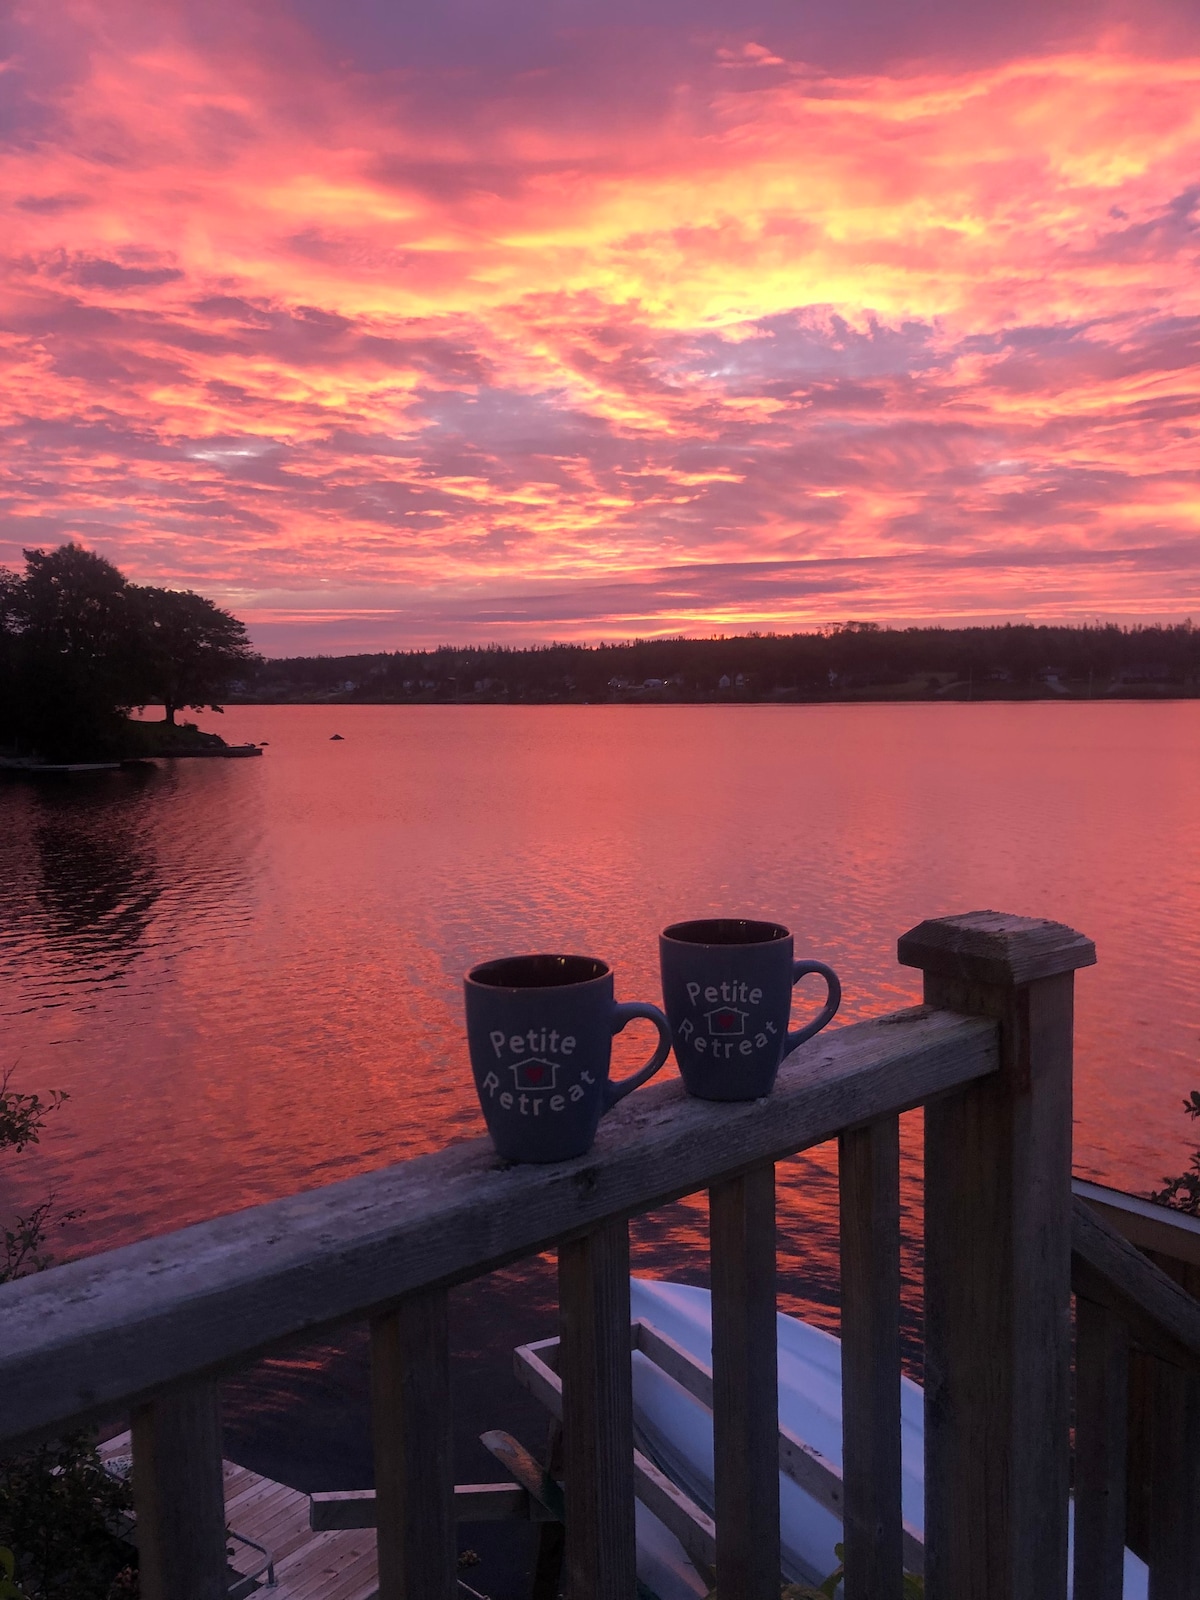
[3,1,1199,652]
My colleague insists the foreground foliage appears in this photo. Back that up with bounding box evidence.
[1149,1089,1200,1215]
[0,1079,138,1598]
[0,1440,135,1600]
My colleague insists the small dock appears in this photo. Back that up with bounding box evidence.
[100,1434,379,1599]
[0,745,262,776]
[143,745,263,758]
[0,758,124,775]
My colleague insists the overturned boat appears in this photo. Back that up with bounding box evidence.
[516,1277,1149,1600]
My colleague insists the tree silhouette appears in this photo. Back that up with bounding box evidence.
[130,585,256,725]
[0,546,135,758]
[0,545,257,758]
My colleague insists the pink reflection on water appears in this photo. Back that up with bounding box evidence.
[2,701,1198,1363]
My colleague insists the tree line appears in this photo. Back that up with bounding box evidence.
[0,545,257,760]
[3,545,1196,758]
[245,619,1200,704]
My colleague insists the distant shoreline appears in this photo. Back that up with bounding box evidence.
[226,683,1200,707]
[229,623,1199,708]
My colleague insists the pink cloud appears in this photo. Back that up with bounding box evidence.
[1,1,1198,649]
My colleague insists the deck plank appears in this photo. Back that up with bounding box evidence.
[100,1430,380,1600]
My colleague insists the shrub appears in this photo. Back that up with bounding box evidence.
[0,1078,138,1598]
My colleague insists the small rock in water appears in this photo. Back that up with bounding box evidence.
[330,733,344,741]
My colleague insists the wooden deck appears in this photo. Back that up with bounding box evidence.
[100,1433,379,1600]
[13,911,1196,1600]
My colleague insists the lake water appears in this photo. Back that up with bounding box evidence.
[3,703,1198,1584]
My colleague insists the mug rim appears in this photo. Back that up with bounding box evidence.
[466,952,611,991]
[661,917,791,949]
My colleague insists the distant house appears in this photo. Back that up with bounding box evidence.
[643,678,664,690]
[608,677,630,690]
[718,674,731,689]
[1119,661,1171,683]
[734,673,747,688]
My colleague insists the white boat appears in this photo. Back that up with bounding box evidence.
[623,1278,1149,1600]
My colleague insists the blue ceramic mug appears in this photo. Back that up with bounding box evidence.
[659,918,841,1101]
[465,953,672,1162]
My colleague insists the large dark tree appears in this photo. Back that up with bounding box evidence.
[17,545,131,663]
[0,545,136,758]
[129,585,257,725]
[0,544,258,758]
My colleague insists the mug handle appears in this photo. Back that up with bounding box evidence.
[785,961,842,1054]
[605,1001,673,1109]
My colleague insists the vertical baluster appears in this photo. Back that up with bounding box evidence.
[839,1116,903,1600]
[372,1286,456,1600]
[900,912,1094,1600]
[558,1218,637,1600]
[1072,1294,1129,1600]
[132,1378,228,1600]
[1124,1347,1154,1563]
[1147,1358,1200,1600]
[710,1160,780,1600]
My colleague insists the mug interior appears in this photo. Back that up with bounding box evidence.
[468,952,609,989]
[662,917,789,947]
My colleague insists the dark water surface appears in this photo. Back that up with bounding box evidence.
[3,704,1198,1590]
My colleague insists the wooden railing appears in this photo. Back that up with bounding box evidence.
[1070,1179,1200,1598]
[4,907,1164,1600]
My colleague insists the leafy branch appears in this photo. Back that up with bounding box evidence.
[1148,1089,1200,1216]
[2,1195,82,1283]
[0,1078,67,1157]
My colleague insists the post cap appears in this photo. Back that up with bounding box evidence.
[898,911,1096,987]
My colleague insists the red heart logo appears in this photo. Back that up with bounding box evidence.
[527,1066,544,1083]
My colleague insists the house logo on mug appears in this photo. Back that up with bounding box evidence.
[510,1059,559,1091]
[706,1005,747,1035]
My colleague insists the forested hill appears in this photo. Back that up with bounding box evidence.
[243,622,1200,704]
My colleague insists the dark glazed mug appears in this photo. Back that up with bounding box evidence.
[659,919,841,1101]
[465,953,672,1162]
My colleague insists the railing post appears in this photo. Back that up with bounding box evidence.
[131,1378,228,1600]
[898,912,1095,1600]
[1147,1357,1200,1600]
[558,1218,637,1600]
[839,1116,903,1600]
[371,1286,456,1600]
[710,1160,780,1600]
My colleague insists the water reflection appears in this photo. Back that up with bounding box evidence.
[31,785,163,977]
[3,702,1199,1584]
[5,702,1199,1246]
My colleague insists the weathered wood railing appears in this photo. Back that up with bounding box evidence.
[0,909,1137,1600]
[1070,1178,1200,1599]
